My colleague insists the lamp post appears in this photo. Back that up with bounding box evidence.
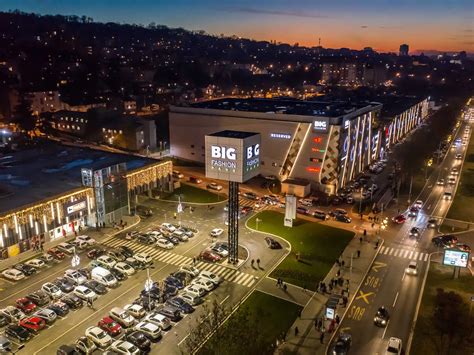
[177,195,183,227]
[144,267,153,310]
[71,247,80,268]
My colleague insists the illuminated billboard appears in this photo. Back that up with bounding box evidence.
[205,130,261,183]
[443,249,470,268]
[313,118,329,133]
[64,198,87,216]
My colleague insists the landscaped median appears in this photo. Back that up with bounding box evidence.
[410,262,474,355]
[159,183,226,203]
[247,210,354,290]
[194,291,302,355]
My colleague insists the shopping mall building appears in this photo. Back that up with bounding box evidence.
[170,97,429,194]
[0,143,173,259]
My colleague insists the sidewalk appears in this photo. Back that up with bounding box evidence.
[0,215,140,271]
[274,234,380,355]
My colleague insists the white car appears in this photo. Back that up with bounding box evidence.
[145,311,172,330]
[74,285,98,301]
[299,198,313,207]
[57,242,76,255]
[191,278,215,292]
[172,230,188,241]
[2,268,25,281]
[451,167,459,176]
[207,182,223,191]
[386,337,402,354]
[1,306,25,322]
[75,235,96,246]
[134,321,162,340]
[42,282,63,298]
[25,258,46,269]
[124,304,146,320]
[96,255,117,269]
[199,270,223,285]
[405,261,418,276]
[114,262,135,276]
[437,178,445,186]
[183,285,206,298]
[134,252,152,265]
[85,326,113,348]
[161,223,176,233]
[64,269,87,285]
[180,264,200,277]
[156,238,174,250]
[180,293,202,306]
[147,230,162,239]
[413,200,423,209]
[110,340,140,355]
[210,228,224,237]
[455,153,462,160]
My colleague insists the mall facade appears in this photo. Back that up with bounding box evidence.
[0,144,173,259]
[170,97,429,194]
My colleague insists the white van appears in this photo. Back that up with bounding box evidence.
[91,266,118,288]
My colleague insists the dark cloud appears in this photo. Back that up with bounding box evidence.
[361,25,368,29]
[463,29,473,33]
[218,7,328,19]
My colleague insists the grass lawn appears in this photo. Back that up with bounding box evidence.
[198,291,302,355]
[410,262,474,355]
[247,211,354,290]
[160,183,226,203]
[444,131,474,223]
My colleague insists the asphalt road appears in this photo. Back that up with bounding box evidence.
[332,118,472,354]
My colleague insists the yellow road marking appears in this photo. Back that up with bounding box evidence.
[371,261,387,272]
[355,290,374,304]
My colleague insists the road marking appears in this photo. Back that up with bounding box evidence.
[393,249,399,257]
[388,248,394,256]
[392,292,399,307]
[401,273,406,281]
[371,261,387,272]
[427,204,432,209]
[220,295,230,305]
[408,251,413,259]
[379,246,386,254]
[424,254,429,262]
[382,320,390,339]
[403,250,409,258]
[355,290,374,304]
[413,251,419,260]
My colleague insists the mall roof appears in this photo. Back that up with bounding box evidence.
[0,142,156,215]
[188,97,377,118]
[373,96,426,119]
[208,130,258,139]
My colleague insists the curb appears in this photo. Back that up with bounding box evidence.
[324,238,385,355]
[156,198,228,206]
[405,251,439,354]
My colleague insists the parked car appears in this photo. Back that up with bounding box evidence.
[15,298,37,314]
[57,242,76,255]
[61,294,84,309]
[145,311,172,330]
[166,296,195,314]
[125,331,151,353]
[48,247,65,260]
[98,316,123,337]
[19,316,46,332]
[134,322,162,341]
[134,252,152,266]
[75,336,97,354]
[160,223,176,233]
[13,263,36,276]
[191,278,215,292]
[64,269,87,285]
[33,308,57,324]
[85,326,113,348]
[211,244,229,257]
[5,324,31,342]
[109,307,137,328]
[243,192,258,200]
[114,262,136,276]
[199,249,222,263]
[0,335,12,353]
[74,285,97,302]
[157,238,174,250]
[75,235,96,246]
[96,255,117,269]
[118,246,134,258]
[200,270,223,285]
[296,206,309,215]
[110,340,140,355]
[53,277,75,293]
[25,258,46,269]
[25,290,49,306]
[2,269,25,281]
[210,228,224,237]
[85,280,108,295]
[335,214,351,223]
[42,282,63,298]
[312,210,328,221]
[124,304,146,320]
[87,248,106,259]
[1,306,26,323]
[46,301,70,317]
[264,236,282,249]
[38,253,54,264]
[183,285,206,298]
[157,305,182,322]
[179,293,203,306]
[180,264,200,277]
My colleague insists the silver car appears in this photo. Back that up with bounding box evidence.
[34,308,58,324]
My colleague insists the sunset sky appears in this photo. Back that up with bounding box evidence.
[2,0,473,53]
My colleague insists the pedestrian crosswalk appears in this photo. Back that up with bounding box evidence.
[378,245,429,262]
[102,237,257,288]
[239,198,273,211]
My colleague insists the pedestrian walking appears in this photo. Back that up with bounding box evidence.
[375,241,379,248]
[295,326,299,337]
[192,257,196,265]
[283,283,287,292]
[357,249,361,258]
[359,236,363,244]
[336,269,340,278]
[40,242,44,251]
[319,332,325,344]
[256,258,260,267]
[298,309,302,318]
[371,222,375,228]
[317,318,322,330]
[363,229,367,236]
[251,259,255,267]
[335,314,340,325]
[341,260,345,268]
[343,296,348,307]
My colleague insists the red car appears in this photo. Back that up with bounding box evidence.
[87,248,106,259]
[392,214,406,224]
[199,250,222,263]
[19,316,46,332]
[15,298,37,314]
[98,316,122,337]
[47,247,65,260]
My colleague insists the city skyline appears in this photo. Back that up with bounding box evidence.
[1,0,473,53]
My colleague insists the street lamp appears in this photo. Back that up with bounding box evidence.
[71,247,80,268]
[144,267,153,310]
[177,195,183,227]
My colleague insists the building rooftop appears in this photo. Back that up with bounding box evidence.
[189,97,374,118]
[208,130,258,139]
[0,143,156,214]
[373,96,426,118]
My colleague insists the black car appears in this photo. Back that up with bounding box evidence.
[171,271,192,285]
[125,331,151,353]
[77,268,91,279]
[110,268,126,281]
[87,248,106,259]
[26,290,50,306]
[374,306,390,327]
[157,305,182,322]
[162,235,180,245]
[134,296,158,312]
[14,263,36,276]
[118,245,134,258]
[54,278,75,293]
[107,250,126,262]
[166,297,195,314]
[264,237,282,249]
[140,288,161,301]
[432,235,458,248]
[57,345,79,355]
[47,301,70,317]
[61,294,83,310]
[335,214,351,223]
[332,333,352,355]
[312,210,328,221]
[5,324,31,342]
[165,276,184,290]
[137,235,155,245]
[0,313,9,327]
[125,258,145,270]
[155,283,178,300]
[84,280,108,295]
